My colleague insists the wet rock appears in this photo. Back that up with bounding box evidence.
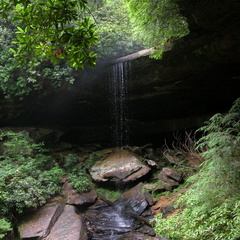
[90,149,151,183]
[115,183,153,215]
[63,182,97,206]
[158,167,182,190]
[84,203,134,240]
[137,225,156,236]
[145,158,158,167]
[84,183,154,240]
[18,203,64,239]
[46,205,88,240]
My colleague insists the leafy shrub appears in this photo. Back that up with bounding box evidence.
[0,217,12,239]
[63,153,79,170]
[68,168,92,193]
[0,131,64,214]
[154,98,240,240]
[155,198,240,240]
[63,153,95,193]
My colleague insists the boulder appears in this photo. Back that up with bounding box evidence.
[115,183,153,215]
[158,167,182,190]
[90,149,151,183]
[46,205,88,240]
[63,182,97,206]
[18,203,64,239]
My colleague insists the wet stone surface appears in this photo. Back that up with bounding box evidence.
[82,183,154,240]
[83,203,137,240]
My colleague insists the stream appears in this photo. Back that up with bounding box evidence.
[84,203,136,240]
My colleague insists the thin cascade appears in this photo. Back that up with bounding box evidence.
[109,61,131,147]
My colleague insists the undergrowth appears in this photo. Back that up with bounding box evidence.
[96,187,122,202]
[155,98,240,240]
[0,131,64,239]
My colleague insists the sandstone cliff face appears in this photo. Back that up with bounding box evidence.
[1,0,239,145]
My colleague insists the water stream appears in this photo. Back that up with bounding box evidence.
[85,203,135,240]
[109,61,131,147]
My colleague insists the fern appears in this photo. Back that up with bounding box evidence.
[154,98,240,240]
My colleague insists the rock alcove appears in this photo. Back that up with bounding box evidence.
[1,0,240,146]
[1,0,240,239]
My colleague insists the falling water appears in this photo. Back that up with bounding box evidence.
[109,61,131,147]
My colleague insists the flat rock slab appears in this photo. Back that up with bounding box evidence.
[19,203,64,239]
[63,182,97,206]
[90,149,151,183]
[46,205,88,240]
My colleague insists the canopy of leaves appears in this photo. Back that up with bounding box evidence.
[125,0,189,58]
[0,17,75,98]
[0,0,98,69]
[88,0,145,60]
[0,0,190,97]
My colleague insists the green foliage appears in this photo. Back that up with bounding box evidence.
[96,187,122,201]
[86,152,105,169]
[0,217,12,239]
[68,168,92,193]
[0,131,64,214]
[155,198,240,240]
[125,0,189,58]
[0,18,75,98]
[0,130,44,158]
[88,0,144,59]
[63,153,79,170]
[154,98,240,239]
[0,0,98,69]
[188,98,240,210]
[63,153,93,193]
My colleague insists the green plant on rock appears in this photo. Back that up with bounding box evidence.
[63,153,94,193]
[0,217,12,239]
[96,187,122,201]
[86,152,106,169]
[154,98,240,240]
[63,153,79,170]
[68,168,92,193]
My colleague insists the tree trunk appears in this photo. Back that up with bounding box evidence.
[112,48,156,64]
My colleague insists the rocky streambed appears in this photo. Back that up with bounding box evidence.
[2,128,196,240]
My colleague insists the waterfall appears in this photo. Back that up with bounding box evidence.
[109,61,131,148]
